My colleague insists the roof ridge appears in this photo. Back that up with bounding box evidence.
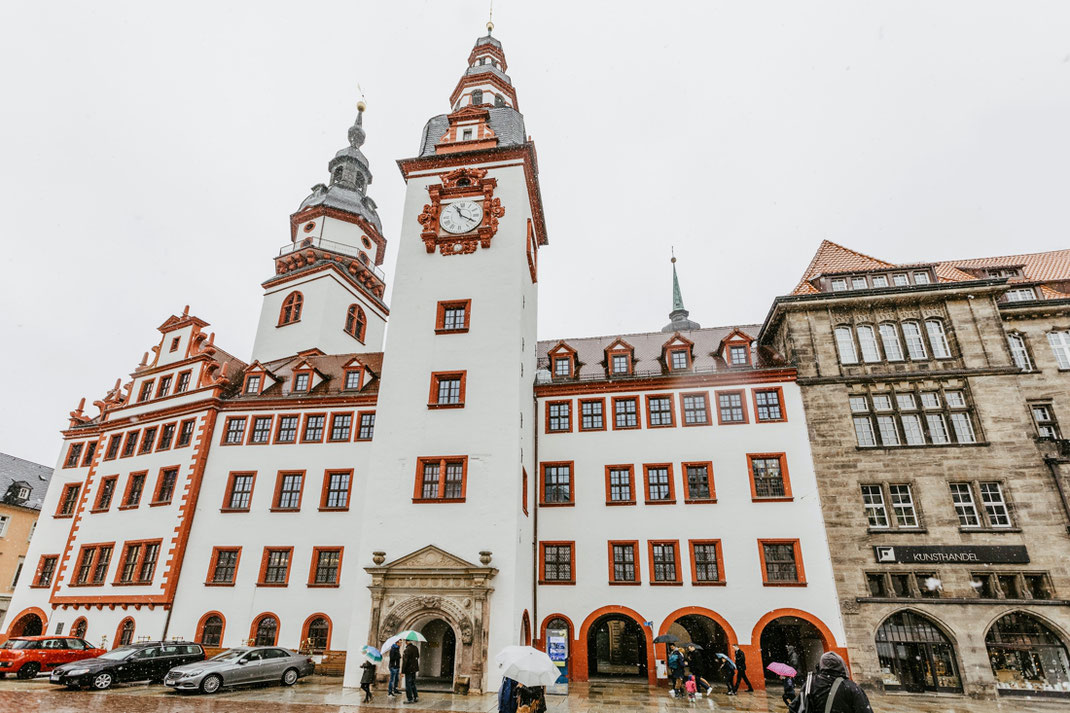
[538,324,762,345]
[939,246,1070,265]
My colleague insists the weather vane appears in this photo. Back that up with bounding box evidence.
[487,0,494,33]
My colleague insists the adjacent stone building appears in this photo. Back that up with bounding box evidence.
[0,453,52,629]
[760,241,1070,698]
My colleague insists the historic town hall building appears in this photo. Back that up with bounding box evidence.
[7,28,1070,699]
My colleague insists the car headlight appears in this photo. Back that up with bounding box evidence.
[180,670,203,678]
[66,668,90,676]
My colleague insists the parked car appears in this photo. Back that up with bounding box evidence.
[49,641,204,690]
[0,636,107,679]
[164,646,314,694]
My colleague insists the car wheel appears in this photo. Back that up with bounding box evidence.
[281,668,299,686]
[200,674,223,694]
[91,672,114,690]
[16,663,39,680]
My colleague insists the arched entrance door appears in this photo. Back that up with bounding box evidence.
[760,616,826,681]
[587,615,647,679]
[8,612,43,637]
[418,618,457,689]
[986,612,1070,696]
[875,610,961,693]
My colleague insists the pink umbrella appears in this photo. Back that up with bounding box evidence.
[767,662,797,677]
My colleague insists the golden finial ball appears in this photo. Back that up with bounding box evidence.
[357,100,367,112]
[487,20,494,32]
[671,257,677,264]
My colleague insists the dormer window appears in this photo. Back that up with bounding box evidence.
[293,373,310,393]
[344,368,362,390]
[988,267,1022,278]
[852,276,868,290]
[462,128,473,141]
[244,375,262,395]
[729,345,748,366]
[669,350,689,371]
[16,486,29,500]
[553,357,571,377]
[872,275,888,288]
[611,354,629,375]
[1006,288,1036,302]
[831,279,847,292]
[279,292,303,326]
[892,273,909,286]
[913,271,931,285]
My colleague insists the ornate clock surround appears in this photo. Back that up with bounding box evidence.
[417,168,506,256]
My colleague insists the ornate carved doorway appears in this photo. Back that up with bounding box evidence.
[366,546,497,693]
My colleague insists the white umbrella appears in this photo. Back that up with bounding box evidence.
[495,645,561,687]
[382,630,428,652]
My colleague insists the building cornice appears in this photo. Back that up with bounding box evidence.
[534,368,797,398]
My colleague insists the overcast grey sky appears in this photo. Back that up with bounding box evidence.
[2,1,1069,465]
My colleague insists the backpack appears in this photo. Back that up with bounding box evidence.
[668,651,682,669]
[796,674,843,713]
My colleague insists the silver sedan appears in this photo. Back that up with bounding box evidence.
[163,646,315,694]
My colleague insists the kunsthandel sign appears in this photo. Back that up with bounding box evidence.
[873,545,1029,565]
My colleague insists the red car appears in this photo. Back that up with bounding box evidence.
[0,636,107,679]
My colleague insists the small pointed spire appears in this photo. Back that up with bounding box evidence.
[662,252,701,333]
[348,101,367,148]
[671,254,686,313]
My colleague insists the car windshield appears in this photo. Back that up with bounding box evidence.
[211,649,248,662]
[98,646,139,661]
[1,640,39,650]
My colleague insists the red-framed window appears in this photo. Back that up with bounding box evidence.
[222,471,256,511]
[206,547,242,586]
[753,387,786,423]
[176,419,196,448]
[175,370,192,394]
[579,398,606,431]
[271,471,305,511]
[257,547,294,586]
[308,547,343,587]
[120,472,147,509]
[604,465,636,505]
[93,476,119,512]
[31,555,59,587]
[727,342,751,366]
[151,467,179,505]
[344,304,367,342]
[156,375,173,398]
[667,347,691,371]
[301,413,326,443]
[328,412,352,442]
[343,366,364,390]
[138,427,158,454]
[643,463,676,504]
[55,483,81,517]
[320,470,352,510]
[104,434,122,460]
[551,355,574,379]
[758,539,806,586]
[429,372,467,408]
[682,461,716,502]
[689,540,726,585]
[72,542,114,585]
[522,468,529,516]
[169,337,180,353]
[748,453,793,501]
[63,442,84,468]
[120,431,139,457]
[248,416,273,444]
[413,457,468,502]
[138,380,155,403]
[274,414,300,443]
[157,423,176,450]
[116,618,136,646]
[279,291,303,325]
[645,394,676,428]
[435,299,471,333]
[243,373,263,395]
[540,462,574,506]
[607,349,633,376]
[716,390,748,424]
[539,542,575,585]
[222,417,247,445]
[648,540,682,585]
[612,397,640,430]
[546,400,572,433]
[81,441,98,467]
[608,541,640,585]
[356,411,376,440]
[291,370,312,393]
[251,614,280,646]
[114,539,162,584]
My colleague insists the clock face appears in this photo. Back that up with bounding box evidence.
[439,200,484,234]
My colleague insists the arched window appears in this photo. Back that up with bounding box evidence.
[344,304,367,342]
[72,617,87,639]
[834,326,858,364]
[879,323,904,361]
[495,94,507,108]
[304,615,331,652]
[875,611,961,692]
[987,611,1070,694]
[1008,333,1033,371]
[200,614,224,647]
[901,321,927,360]
[471,89,483,105]
[253,614,279,646]
[925,320,951,359]
[279,292,303,326]
[116,618,135,647]
[856,325,880,362]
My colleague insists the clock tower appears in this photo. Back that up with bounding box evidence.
[344,27,548,692]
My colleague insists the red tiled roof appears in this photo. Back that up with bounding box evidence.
[791,240,893,294]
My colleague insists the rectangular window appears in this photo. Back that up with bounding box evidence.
[153,468,178,504]
[876,415,900,446]
[104,435,122,460]
[75,546,96,585]
[950,412,976,443]
[157,423,176,450]
[854,416,876,447]
[835,326,858,364]
[852,276,868,290]
[123,473,146,508]
[926,320,951,358]
[867,573,888,597]
[605,465,634,504]
[547,401,572,432]
[275,415,299,443]
[436,300,471,333]
[209,548,240,584]
[729,345,748,365]
[137,542,160,582]
[857,325,880,362]
[244,374,261,394]
[1006,287,1036,302]
[273,471,304,510]
[691,541,724,584]
[579,399,605,431]
[646,395,674,427]
[176,419,195,447]
[681,393,710,426]
[56,484,81,517]
[552,356,572,377]
[311,548,342,586]
[260,548,292,585]
[610,353,630,375]
[541,462,573,505]
[156,375,173,397]
[223,417,247,445]
[760,540,804,585]
[753,388,784,422]
[901,414,925,445]
[81,441,98,467]
[92,545,112,584]
[979,482,1012,528]
[613,397,639,429]
[429,372,466,408]
[669,350,689,370]
[717,391,747,424]
[872,275,889,288]
[33,556,58,587]
[301,414,325,442]
[120,431,139,457]
[1008,334,1033,371]
[926,413,950,444]
[643,464,675,504]
[94,476,118,511]
[355,411,376,440]
[831,278,847,291]
[1048,331,1070,369]
[64,443,84,468]
[540,543,574,584]
[649,541,680,584]
[913,271,931,285]
[1031,404,1061,438]
[684,462,714,501]
[888,484,919,528]
[137,427,157,454]
[344,369,362,390]
[224,472,255,510]
[329,413,352,441]
[950,483,980,527]
[249,416,272,444]
[609,542,638,584]
[415,457,468,502]
[749,454,790,500]
[138,381,154,402]
[902,321,927,360]
[879,323,904,361]
[175,371,191,393]
[861,485,889,528]
[322,470,352,509]
[117,543,141,583]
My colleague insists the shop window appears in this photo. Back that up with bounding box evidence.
[875,611,962,693]
[986,612,1070,695]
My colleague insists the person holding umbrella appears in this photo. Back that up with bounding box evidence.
[714,652,736,695]
[767,661,798,706]
[359,645,382,703]
[402,640,420,704]
[387,640,402,697]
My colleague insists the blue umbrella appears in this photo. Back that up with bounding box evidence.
[715,653,732,662]
[362,645,382,663]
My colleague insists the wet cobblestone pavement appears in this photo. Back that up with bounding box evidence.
[0,677,1066,712]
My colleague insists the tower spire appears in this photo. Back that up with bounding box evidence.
[662,253,701,332]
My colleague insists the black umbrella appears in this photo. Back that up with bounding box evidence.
[653,634,680,644]
[684,643,704,650]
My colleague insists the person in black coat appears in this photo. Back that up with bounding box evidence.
[401,641,420,704]
[516,683,547,713]
[685,645,714,695]
[732,645,754,692]
[789,652,873,713]
[359,660,376,702]
[387,641,402,696]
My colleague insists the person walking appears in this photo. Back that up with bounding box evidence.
[732,645,754,692]
[686,645,714,696]
[789,652,873,713]
[667,644,685,697]
[402,641,420,704]
[359,659,377,702]
[781,674,796,707]
[498,676,519,713]
[717,654,737,695]
[516,683,548,713]
[387,640,402,697]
